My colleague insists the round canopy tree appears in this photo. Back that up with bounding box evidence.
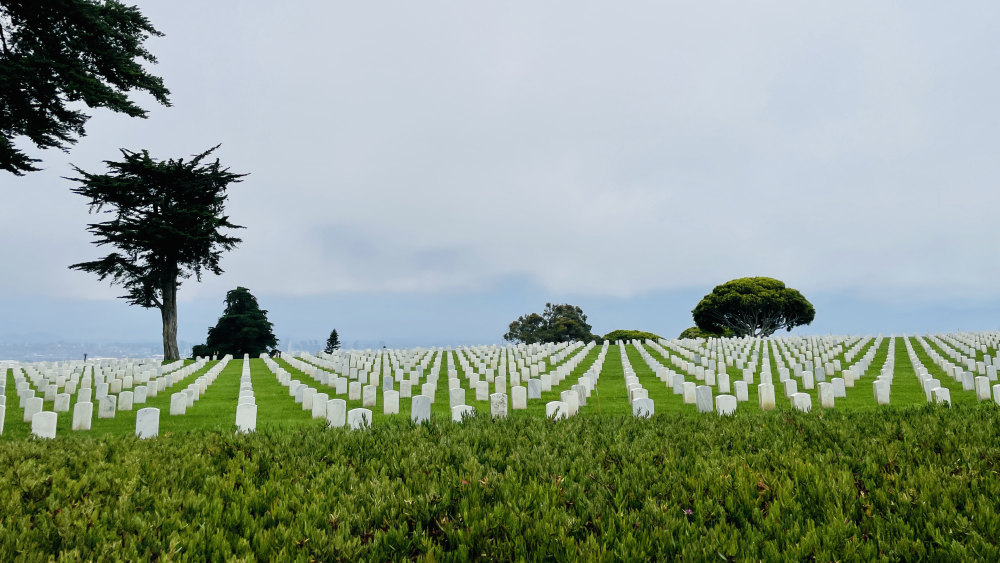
[194,287,278,358]
[692,277,815,337]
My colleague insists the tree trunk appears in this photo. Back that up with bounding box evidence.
[161,268,180,361]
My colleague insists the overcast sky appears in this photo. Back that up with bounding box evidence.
[2,1,999,350]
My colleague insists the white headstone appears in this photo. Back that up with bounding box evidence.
[97,395,117,419]
[326,399,347,427]
[733,380,749,402]
[873,380,891,405]
[118,391,134,411]
[791,392,811,412]
[545,401,568,420]
[449,387,466,409]
[72,401,93,430]
[490,393,508,419]
[758,383,776,410]
[411,395,432,424]
[236,404,257,433]
[682,381,696,404]
[818,382,835,409]
[31,411,57,439]
[54,393,71,412]
[347,408,371,430]
[715,394,737,416]
[383,390,400,414]
[632,397,654,418]
[527,379,542,399]
[78,387,92,404]
[695,385,713,413]
[169,393,187,415]
[312,392,329,418]
[135,407,160,439]
[451,404,475,422]
[932,387,951,406]
[511,386,527,410]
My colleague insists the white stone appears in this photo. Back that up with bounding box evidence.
[134,385,147,404]
[818,382,835,409]
[831,378,846,398]
[560,389,579,416]
[449,387,466,409]
[511,386,527,409]
[975,376,991,402]
[783,378,798,398]
[546,401,568,420]
[383,390,400,414]
[72,401,93,430]
[715,394,737,416]
[451,404,475,422]
[717,371,730,394]
[873,380,891,405]
[490,393,508,419]
[756,383,774,411]
[421,382,436,403]
[932,387,951,406]
[54,393,71,412]
[326,399,347,427]
[791,392,812,413]
[118,391,134,411]
[98,395,117,419]
[299,387,316,410]
[673,374,685,394]
[527,379,542,399]
[347,408,372,430]
[475,381,489,401]
[411,395,432,424]
[312,392,329,418]
[169,393,187,415]
[236,404,257,432]
[733,380,749,402]
[348,381,362,401]
[135,407,160,439]
[78,388,92,404]
[632,397,654,418]
[31,411,57,439]
[238,396,255,406]
[681,381,696,403]
[399,381,412,398]
[695,385,713,413]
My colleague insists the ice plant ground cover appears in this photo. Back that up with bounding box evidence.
[0,405,998,561]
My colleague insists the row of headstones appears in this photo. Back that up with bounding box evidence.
[164,358,229,415]
[912,336,1000,405]
[235,356,257,432]
[2,358,210,435]
[923,334,998,380]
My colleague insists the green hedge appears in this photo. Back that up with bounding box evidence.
[1,405,999,561]
[602,329,662,342]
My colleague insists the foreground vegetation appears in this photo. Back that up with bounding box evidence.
[0,405,998,561]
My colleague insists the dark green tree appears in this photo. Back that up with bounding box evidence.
[324,329,341,353]
[68,146,244,360]
[198,287,278,358]
[679,326,734,339]
[504,303,593,344]
[1,0,170,175]
[692,277,815,338]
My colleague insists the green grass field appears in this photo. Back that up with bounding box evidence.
[3,338,996,440]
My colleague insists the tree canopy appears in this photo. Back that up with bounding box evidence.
[692,277,815,338]
[195,287,278,358]
[324,329,341,354]
[603,329,661,343]
[504,303,594,344]
[1,0,170,175]
[68,145,244,360]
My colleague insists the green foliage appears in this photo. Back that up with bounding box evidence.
[693,277,815,337]
[67,146,245,359]
[602,329,662,342]
[504,303,593,344]
[678,326,733,339]
[1,406,999,561]
[201,287,278,358]
[0,0,171,175]
[324,328,341,353]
